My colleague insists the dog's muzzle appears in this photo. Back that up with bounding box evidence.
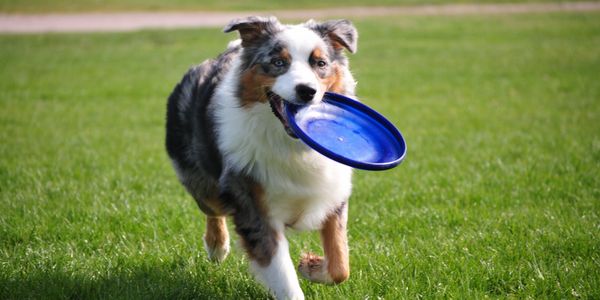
[267,90,298,139]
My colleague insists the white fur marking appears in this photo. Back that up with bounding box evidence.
[271,26,328,104]
[203,235,230,262]
[250,235,304,300]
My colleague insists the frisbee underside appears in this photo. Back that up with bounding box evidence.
[285,93,406,170]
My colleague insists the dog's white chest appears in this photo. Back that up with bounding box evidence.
[259,152,352,230]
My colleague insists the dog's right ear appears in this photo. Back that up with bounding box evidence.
[306,19,358,54]
[223,16,281,48]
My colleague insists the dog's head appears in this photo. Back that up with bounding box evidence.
[224,16,358,137]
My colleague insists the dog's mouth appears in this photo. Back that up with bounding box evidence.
[266,90,298,139]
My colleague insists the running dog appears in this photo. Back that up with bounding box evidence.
[166,16,358,299]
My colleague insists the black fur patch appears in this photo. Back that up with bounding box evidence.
[219,171,278,266]
[165,45,240,212]
[333,200,347,218]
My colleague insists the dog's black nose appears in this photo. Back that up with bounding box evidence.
[295,84,317,103]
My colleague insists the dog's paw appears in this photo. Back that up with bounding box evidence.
[203,236,230,263]
[298,253,334,284]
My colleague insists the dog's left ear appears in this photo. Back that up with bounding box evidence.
[223,16,281,48]
[307,19,358,53]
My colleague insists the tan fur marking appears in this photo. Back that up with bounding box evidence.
[239,65,275,107]
[204,216,228,250]
[311,48,324,61]
[321,212,350,283]
[310,47,345,93]
[200,195,227,216]
[330,41,346,51]
[280,48,291,62]
[323,66,345,94]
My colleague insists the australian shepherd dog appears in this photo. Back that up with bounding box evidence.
[166,16,358,299]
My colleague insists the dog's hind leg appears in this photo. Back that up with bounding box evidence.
[298,201,349,284]
[203,215,230,262]
[188,188,230,263]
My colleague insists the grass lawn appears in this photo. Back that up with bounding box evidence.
[1,12,599,299]
[0,0,597,13]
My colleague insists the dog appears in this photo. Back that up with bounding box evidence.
[165,16,358,299]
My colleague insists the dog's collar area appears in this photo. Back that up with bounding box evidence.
[267,90,298,139]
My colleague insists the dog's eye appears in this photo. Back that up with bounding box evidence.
[317,60,328,68]
[272,58,285,67]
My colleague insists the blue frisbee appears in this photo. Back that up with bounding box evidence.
[285,92,406,171]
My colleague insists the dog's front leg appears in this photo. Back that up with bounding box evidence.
[250,230,303,300]
[220,171,304,300]
[299,200,349,284]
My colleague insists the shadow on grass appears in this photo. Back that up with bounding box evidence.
[0,261,269,299]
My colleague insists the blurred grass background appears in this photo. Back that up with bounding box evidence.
[1,6,599,300]
[0,0,598,13]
